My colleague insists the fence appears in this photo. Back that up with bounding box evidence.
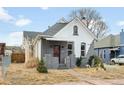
[11,53,25,63]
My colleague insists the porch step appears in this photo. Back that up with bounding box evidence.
[58,64,68,69]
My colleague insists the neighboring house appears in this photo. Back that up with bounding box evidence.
[0,43,5,56]
[5,46,24,56]
[23,17,96,69]
[94,29,124,63]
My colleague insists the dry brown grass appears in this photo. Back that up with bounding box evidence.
[73,65,124,80]
[25,57,38,68]
[3,63,79,85]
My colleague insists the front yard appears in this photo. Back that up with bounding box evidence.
[0,63,79,85]
[1,63,124,85]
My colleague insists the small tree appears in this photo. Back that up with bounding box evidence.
[37,59,48,73]
[76,57,82,67]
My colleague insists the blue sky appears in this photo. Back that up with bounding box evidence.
[0,7,124,46]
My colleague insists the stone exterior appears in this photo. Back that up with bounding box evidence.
[65,54,76,68]
[43,54,59,69]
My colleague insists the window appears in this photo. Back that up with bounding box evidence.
[118,55,124,58]
[104,50,106,58]
[81,43,86,56]
[73,25,78,35]
[68,43,73,56]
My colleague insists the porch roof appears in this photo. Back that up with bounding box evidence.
[45,37,73,42]
[109,47,119,51]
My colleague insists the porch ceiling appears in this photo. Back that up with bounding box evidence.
[45,37,73,42]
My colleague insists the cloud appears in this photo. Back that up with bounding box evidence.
[15,18,32,27]
[10,31,23,38]
[0,8,32,27]
[117,21,124,26]
[9,32,23,46]
[40,7,48,10]
[0,7,14,22]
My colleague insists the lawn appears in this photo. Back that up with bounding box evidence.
[1,63,79,85]
[1,63,124,85]
[73,64,124,80]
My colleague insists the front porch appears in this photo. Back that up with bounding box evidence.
[41,39,76,69]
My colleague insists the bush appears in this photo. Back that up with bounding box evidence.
[37,59,48,73]
[88,55,106,70]
[25,57,39,68]
[88,55,95,66]
[76,57,82,67]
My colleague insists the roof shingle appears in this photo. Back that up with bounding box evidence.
[94,34,120,48]
[43,23,68,36]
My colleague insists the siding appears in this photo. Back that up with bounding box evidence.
[54,18,94,57]
[95,48,110,63]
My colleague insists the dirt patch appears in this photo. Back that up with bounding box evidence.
[1,63,79,85]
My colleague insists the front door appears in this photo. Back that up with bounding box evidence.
[53,45,60,63]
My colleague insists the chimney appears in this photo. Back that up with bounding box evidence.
[121,29,124,32]
[48,26,51,29]
[81,16,87,26]
[120,29,124,54]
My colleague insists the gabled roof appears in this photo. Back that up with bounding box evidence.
[43,23,68,36]
[94,34,120,48]
[23,31,42,41]
[43,17,96,39]
[73,17,97,39]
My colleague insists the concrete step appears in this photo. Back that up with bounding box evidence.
[58,64,68,69]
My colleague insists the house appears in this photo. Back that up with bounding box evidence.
[5,46,24,56]
[23,17,96,69]
[0,43,5,65]
[0,43,5,56]
[94,29,124,63]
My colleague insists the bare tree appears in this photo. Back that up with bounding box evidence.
[69,8,108,40]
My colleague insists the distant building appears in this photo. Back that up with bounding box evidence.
[5,46,24,56]
[94,29,124,63]
[0,43,5,56]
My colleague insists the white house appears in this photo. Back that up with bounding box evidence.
[23,17,96,69]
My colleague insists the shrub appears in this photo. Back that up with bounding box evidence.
[37,59,48,73]
[88,55,106,70]
[25,57,39,68]
[88,55,95,66]
[76,57,82,67]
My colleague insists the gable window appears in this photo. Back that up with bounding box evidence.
[68,43,73,56]
[73,25,78,35]
[81,43,86,56]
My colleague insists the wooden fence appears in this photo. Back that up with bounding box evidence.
[11,53,25,63]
